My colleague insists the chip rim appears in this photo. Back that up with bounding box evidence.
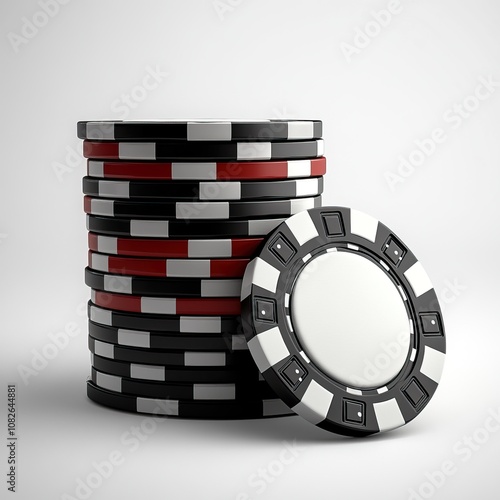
[241,206,446,436]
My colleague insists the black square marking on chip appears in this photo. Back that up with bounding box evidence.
[343,399,366,426]
[402,378,428,409]
[383,236,407,266]
[420,313,443,336]
[254,298,276,323]
[322,212,345,237]
[269,234,295,265]
[280,358,307,390]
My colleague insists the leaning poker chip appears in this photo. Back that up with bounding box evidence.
[88,233,263,258]
[88,302,241,333]
[90,367,275,401]
[78,120,322,141]
[87,215,286,238]
[241,207,446,437]
[85,268,242,297]
[90,353,259,383]
[83,195,321,220]
[87,157,327,181]
[88,322,248,351]
[88,251,250,278]
[87,382,294,419]
[82,139,324,161]
[91,289,241,316]
[88,336,252,366]
[82,176,324,201]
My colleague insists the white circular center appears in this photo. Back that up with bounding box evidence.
[290,250,411,389]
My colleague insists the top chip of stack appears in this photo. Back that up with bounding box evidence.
[77,120,323,142]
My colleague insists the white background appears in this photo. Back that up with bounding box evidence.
[1,0,499,499]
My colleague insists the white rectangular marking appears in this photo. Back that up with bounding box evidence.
[137,398,178,416]
[350,209,379,242]
[404,262,433,298]
[241,257,280,299]
[187,122,231,141]
[287,159,311,178]
[287,121,314,139]
[91,253,109,272]
[171,162,217,180]
[97,235,117,254]
[193,384,235,400]
[247,327,289,372]
[96,371,121,392]
[118,329,150,348]
[292,380,333,425]
[99,180,130,198]
[286,210,319,245]
[141,297,176,314]
[119,143,155,160]
[130,220,169,237]
[373,398,405,432]
[88,160,104,177]
[94,339,114,358]
[237,142,272,160]
[420,346,445,383]
[131,364,165,381]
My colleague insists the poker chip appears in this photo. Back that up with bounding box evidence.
[85,268,242,297]
[88,336,253,366]
[88,233,264,258]
[88,322,248,351]
[91,289,241,316]
[241,207,446,436]
[78,119,322,141]
[90,367,275,400]
[83,176,324,200]
[87,157,326,181]
[83,139,324,161]
[91,353,260,383]
[84,195,321,220]
[88,302,241,333]
[87,215,286,238]
[87,382,294,419]
[88,251,250,278]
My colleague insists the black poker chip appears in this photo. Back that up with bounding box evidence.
[88,321,248,352]
[82,176,324,201]
[241,206,446,437]
[91,353,260,383]
[78,119,322,142]
[83,195,321,220]
[85,268,242,297]
[88,335,253,366]
[87,214,286,238]
[87,381,295,419]
[88,302,242,333]
[90,367,276,401]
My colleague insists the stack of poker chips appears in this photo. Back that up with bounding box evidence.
[78,120,325,419]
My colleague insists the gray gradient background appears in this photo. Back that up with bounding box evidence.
[1,0,499,499]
